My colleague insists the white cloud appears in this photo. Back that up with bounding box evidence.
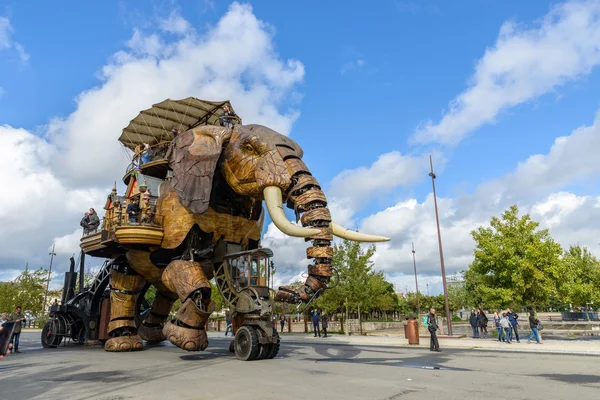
[328,151,441,208]
[0,16,29,63]
[413,0,600,145]
[0,3,304,287]
[0,126,106,277]
[50,1,304,186]
[0,16,11,49]
[159,10,192,35]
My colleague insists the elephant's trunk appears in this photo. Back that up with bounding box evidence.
[273,162,334,303]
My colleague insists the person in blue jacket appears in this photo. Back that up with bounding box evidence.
[311,309,321,337]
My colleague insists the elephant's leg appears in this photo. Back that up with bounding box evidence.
[105,265,146,352]
[138,290,178,343]
[125,250,177,343]
[161,260,215,351]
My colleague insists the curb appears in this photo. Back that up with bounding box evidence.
[247,336,600,356]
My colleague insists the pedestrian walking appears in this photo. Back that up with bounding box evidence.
[427,308,441,352]
[527,311,542,344]
[469,309,479,338]
[224,316,233,336]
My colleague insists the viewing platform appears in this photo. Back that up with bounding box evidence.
[80,97,242,259]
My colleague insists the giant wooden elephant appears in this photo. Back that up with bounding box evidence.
[104,124,389,352]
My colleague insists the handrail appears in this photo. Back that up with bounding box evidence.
[82,211,164,237]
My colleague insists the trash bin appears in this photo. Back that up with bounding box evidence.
[407,319,419,345]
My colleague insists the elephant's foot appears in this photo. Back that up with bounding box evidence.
[138,323,167,344]
[104,335,144,352]
[163,321,208,351]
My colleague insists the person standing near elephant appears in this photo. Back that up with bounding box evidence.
[507,307,520,343]
[279,314,286,333]
[477,308,488,338]
[321,311,329,338]
[427,308,441,352]
[469,309,479,338]
[8,306,25,353]
[311,309,321,337]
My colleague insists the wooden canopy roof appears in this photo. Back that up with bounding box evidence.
[118,97,240,151]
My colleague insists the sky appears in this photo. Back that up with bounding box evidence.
[1,0,600,296]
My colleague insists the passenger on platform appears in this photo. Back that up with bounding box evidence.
[141,143,151,164]
[219,105,237,127]
[127,198,141,223]
[87,208,100,232]
[80,212,90,235]
[140,209,153,224]
[133,144,143,167]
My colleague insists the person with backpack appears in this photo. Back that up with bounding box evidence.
[477,308,488,338]
[527,310,541,344]
[427,308,441,352]
[469,309,479,338]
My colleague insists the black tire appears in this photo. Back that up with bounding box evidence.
[266,329,280,359]
[234,326,260,361]
[41,320,62,348]
[256,343,271,360]
[229,340,235,353]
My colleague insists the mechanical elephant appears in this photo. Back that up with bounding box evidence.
[104,123,389,353]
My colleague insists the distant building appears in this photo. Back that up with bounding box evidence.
[395,292,404,298]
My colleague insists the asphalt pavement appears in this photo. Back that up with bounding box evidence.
[1,331,599,400]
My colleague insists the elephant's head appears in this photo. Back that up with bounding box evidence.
[167,124,389,303]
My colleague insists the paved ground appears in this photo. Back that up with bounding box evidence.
[1,331,599,400]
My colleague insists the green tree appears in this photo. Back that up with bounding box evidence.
[556,245,600,307]
[464,205,563,309]
[0,267,48,315]
[315,239,377,314]
[448,282,470,311]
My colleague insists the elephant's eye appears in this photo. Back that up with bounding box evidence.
[243,144,254,152]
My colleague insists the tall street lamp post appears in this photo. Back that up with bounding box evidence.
[411,242,421,317]
[429,155,453,336]
[42,244,57,316]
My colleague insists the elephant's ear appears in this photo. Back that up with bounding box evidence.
[166,125,232,214]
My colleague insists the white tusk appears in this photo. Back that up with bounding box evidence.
[330,222,391,242]
[263,187,321,238]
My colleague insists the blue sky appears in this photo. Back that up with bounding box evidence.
[2,0,600,294]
